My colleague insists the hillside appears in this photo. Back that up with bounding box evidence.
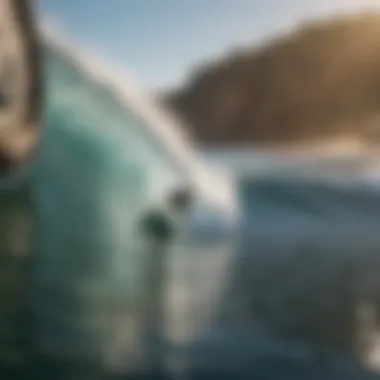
[165,12,380,147]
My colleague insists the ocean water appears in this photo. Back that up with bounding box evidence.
[190,150,380,377]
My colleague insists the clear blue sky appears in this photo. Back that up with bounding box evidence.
[37,0,380,91]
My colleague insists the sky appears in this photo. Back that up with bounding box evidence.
[37,0,380,91]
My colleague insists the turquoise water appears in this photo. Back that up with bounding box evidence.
[33,44,153,361]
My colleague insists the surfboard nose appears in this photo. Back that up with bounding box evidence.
[0,0,42,175]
